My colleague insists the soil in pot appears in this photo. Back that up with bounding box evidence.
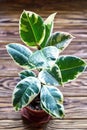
[21,95,51,127]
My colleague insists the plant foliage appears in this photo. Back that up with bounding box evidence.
[6,10,86,118]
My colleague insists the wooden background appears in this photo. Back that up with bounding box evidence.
[0,0,87,130]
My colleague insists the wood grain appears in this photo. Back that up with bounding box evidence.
[0,60,22,76]
[0,0,87,130]
[0,43,87,59]
[45,119,87,129]
[0,119,87,130]
[0,75,87,96]
[0,96,87,119]
[0,120,43,130]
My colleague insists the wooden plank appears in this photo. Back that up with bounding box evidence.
[0,0,87,12]
[0,60,22,76]
[0,23,87,32]
[0,25,87,33]
[0,11,87,19]
[0,96,87,119]
[45,119,87,129]
[0,42,87,59]
[0,24,87,33]
[0,119,87,130]
[0,76,87,96]
[0,35,87,45]
[0,16,87,26]
[0,26,87,42]
[0,19,87,26]
[0,8,87,27]
[0,12,87,28]
[0,36,87,44]
[0,58,87,75]
[0,120,43,130]
[1,40,86,47]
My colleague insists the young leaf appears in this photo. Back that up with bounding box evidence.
[6,43,33,69]
[19,10,45,47]
[29,46,59,69]
[41,13,56,48]
[40,85,64,118]
[56,55,87,83]
[19,70,36,79]
[13,77,41,111]
[46,32,74,52]
[38,64,62,86]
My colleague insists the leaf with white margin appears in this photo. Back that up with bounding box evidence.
[40,85,64,118]
[19,10,45,47]
[41,13,56,48]
[56,55,87,83]
[46,32,74,52]
[6,43,33,69]
[29,46,59,69]
[13,77,41,111]
[38,64,62,86]
[19,70,36,79]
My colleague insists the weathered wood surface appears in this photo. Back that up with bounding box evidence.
[0,0,87,130]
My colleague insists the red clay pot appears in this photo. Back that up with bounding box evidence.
[21,106,51,127]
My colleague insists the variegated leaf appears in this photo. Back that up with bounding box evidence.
[13,77,41,111]
[19,70,36,79]
[46,32,74,52]
[29,46,59,69]
[6,43,33,69]
[38,64,62,86]
[40,85,64,118]
[41,13,56,48]
[19,10,45,47]
[56,55,87,83]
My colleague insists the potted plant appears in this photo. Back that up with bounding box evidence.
[6,10,86,127]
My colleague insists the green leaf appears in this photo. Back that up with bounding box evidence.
[19,10,45,47]
[38,64,62,86]
[19,70,36,79]
[56,55,87,83]
[6,43,33,69]
[13,77,41,111]
[6,44,59,70]
[41,13,56,48]
[40,85,64,118]
[46,32,74,52]
[29,46,59,69]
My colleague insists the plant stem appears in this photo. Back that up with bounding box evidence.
[37,44,41,50]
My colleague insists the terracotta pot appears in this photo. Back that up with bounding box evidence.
[21,106,51,127]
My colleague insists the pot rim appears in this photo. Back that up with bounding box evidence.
[25,105,46,113]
